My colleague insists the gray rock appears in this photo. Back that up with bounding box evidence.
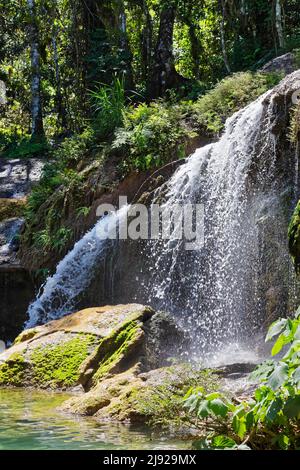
[261,52,297,75]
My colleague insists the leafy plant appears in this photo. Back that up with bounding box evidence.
[90,76,126,138]
[184,310,300,450]
[33,226,73,254]
[76,206,91,218]
[113,100,195,171]
[191,71,283,135]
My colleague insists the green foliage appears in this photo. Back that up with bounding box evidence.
[76,206,91,218]
[192,72,283,135]
[25,129,93,221]
[33,226,73,253]
[184,310,300,450]
[288,199,300,274]
[90,76,126,139]
[113,100,195,171]
[1,135,49,159]
[136,368,220,429]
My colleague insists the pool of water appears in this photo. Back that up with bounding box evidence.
[0,388,186,450]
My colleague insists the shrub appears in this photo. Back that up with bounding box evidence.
[1,135,49,158]
[113,100,196,171]
[25,128,93,220]
[191,71,282,135]
[184,310,300,450]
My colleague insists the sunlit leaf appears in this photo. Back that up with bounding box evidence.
[267,363,289,390]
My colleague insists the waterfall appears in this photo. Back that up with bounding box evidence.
[26,205,128,327]
[139,92,274,358]
[26,84,298,363]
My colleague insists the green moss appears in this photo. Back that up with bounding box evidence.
[130,368,220,427]
[0,353,27,386]
[0,198,26,222]
[288,200,300,274]
[98,366,220,424]
[91,320,141,385]
[29,334,98,388]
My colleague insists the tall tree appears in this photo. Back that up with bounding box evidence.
[27,0,44,138]
[219,0,231,73]
[275,0,285,49]
[150,1,185,98]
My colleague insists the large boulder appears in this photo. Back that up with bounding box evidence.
[61,364,214,423]
[261,52,298,75]
[0,304,183,390]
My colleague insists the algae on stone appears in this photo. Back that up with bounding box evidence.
[89,319,143,386]
[29,334,98,388]
[0,305,179,392]
[0,198,26,222]
[0,352,27,386]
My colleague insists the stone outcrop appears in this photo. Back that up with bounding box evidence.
[61,364,205,422]
[261,52,299,75]
[0,304,184,391]
[0,158,44,199]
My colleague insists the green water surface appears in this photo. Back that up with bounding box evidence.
[0,388,186,450]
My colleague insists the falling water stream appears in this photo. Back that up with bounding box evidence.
[26,86,298,362]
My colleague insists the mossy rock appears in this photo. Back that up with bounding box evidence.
[0,304,183,391]
[0,198,26,222]
[61,364,219,423]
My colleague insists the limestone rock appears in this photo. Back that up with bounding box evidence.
[61,363,212,423]
[0,304,182,390]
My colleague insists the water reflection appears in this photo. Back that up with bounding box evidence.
[0,388,185,450]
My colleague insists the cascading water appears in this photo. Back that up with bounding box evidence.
[26,77,299,363]
[26,205,128,327]
[140,92,273,358]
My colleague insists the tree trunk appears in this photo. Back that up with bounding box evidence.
[149,3,183,98]
[27,0,44,138]
[140,0,153,87]
[188,23,202,79]
[52,27,67,131]
[118,5,134,88]
[275,0,284,49]
[220,0,231,74]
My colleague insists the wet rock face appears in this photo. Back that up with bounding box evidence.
[0,159,44,344]
[0,158,44,199]
[0,266,35,343]
[0,304,184,390]
[0,218,24,265]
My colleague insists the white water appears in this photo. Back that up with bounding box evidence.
[140,90,280,359]
[27,86,297,363]
[26,205,129,327]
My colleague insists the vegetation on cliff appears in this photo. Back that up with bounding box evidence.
[19,70,283,268]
